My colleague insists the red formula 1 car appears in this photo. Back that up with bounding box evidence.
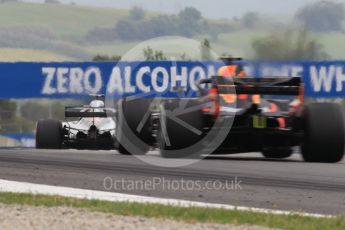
[117,74,345,163]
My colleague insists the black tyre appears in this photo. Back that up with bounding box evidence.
[301,103,345,163]
[262,148,293,159]
[36,119,63,149]
[159,99,204,158]
[116,98,153,155]
[117,143,132,155]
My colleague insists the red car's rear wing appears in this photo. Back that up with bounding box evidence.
[210,76,302,96]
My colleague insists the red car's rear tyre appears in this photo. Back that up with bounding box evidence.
[301,103,345,163]
[262,148,293,159]
[159,99,204,158]
[116,98,153,155]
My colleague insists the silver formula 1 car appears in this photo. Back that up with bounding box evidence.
[36,95,116,150]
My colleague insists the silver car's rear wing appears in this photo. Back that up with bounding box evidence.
[65,106,116,118]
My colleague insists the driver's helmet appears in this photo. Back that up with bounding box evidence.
[90,100,105,108]
[218,57,246,77]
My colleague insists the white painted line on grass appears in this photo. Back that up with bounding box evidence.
[0,179,332,218]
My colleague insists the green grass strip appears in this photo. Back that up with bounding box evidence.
[0,192,344,230]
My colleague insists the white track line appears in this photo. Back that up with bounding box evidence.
[0,179,332,218]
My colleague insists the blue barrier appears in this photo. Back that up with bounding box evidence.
[0,61,221,99]
[0,61,345,98]
[1,133,35,147]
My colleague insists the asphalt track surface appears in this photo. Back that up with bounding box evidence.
[0,149,344,215]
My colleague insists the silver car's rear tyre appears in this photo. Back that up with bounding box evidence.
[36,119,63,149]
